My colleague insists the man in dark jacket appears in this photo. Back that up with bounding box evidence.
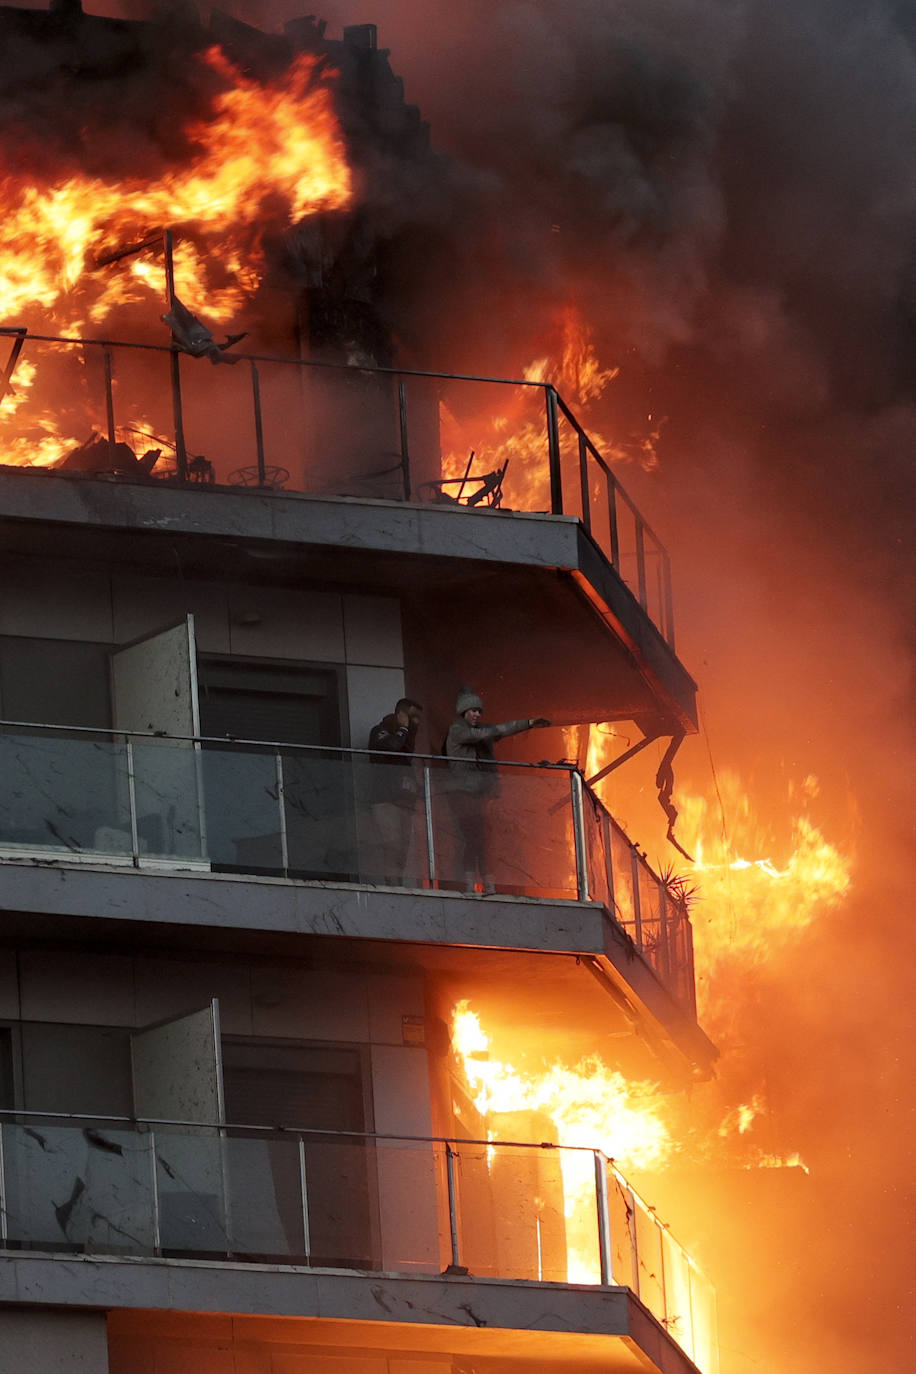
[445,688,549,894]
[366,698,423,885]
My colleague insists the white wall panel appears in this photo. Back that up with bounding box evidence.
[112,574,230,652]
[133,957,253,1035]
[18,949,135,1025]
[249,966,369,1042]
[0,1310,109,1374]
[346,665,406,754]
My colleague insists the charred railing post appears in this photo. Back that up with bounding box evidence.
[103,345,117,449]
[578,429,591,534]
[635,514,648,611]
[545,385,563,513]
[445,1141,462,1271]
[595,1151,614,1285]
[398,379,411,500]
[0,326,27,407]
[571,769,590,901]
[250,360,267,485]
[607,469,621,569]
[163,230,189,482]
[630,845,644,949]
[0,1122,7,1247]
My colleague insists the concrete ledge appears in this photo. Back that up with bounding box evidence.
[0,1254,705,1373]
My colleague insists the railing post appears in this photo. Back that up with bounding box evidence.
[125,736,140,868]
[607,471,620,568]
[275,751,289,873]
[250,359,267,485]
[0,1119,7,1245]
[578,431,591,534]
[545,385,563,514]
[103,346,117,448]
[445,1142,462,1270]
[398,379,411,501]
[602,813,615,911]
[631,848,643,949]
[423,763,437,888]
[570,770,590,902]
[148,1128,161,1255]
[662,550,675,648]
[627,1182,641,1299]
[594,1150,613,1285]
[298,1136,311,1260]
[163,230,189,482]
[635,514,648,610]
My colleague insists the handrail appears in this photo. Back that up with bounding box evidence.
[0,327,676,646]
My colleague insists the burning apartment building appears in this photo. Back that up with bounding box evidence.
[0,4,721,1373]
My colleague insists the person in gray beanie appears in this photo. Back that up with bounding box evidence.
[445,688,550,894]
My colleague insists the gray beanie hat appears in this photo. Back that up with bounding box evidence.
[456,688,484,714]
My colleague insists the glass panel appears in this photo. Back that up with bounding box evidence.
[689,1262,720,1374]
[298,1133,376,1268]
[356,754,426,889]
[283,752,358,881]
[637,862,667,977]
[0,730,128,855]
[633,1195,666,1323]
[607,1170,637,1289]
[609,822,637,935]
[428,761,576,897]
[201,746,284,871]
[154,1127,228,1255]
[454,1141,571,1283]
[225,1133,305,1258]
[661,1228,694,1357]
[1,1120,155,1253]
[374,1138,442,1274]
[583,799,612,908]
[131,738,205,860]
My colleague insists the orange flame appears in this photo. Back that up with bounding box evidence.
[0,45,352,331]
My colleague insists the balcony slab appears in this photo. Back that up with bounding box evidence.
[0,468,697,732]
[0,857,716,1080]
[0,1254,706,1374]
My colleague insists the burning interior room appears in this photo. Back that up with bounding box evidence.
[0,3,914,1374]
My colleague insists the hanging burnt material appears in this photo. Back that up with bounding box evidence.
[57,431,160,476]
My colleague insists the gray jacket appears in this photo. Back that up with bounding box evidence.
[445,717,533,796]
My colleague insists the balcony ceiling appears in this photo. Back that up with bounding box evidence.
[0,468,697,733]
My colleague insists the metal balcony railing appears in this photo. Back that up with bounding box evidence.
[0,328,676,647]
[0,721,696,1015]
[0,1108,717,1372]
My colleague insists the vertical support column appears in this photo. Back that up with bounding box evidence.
[398,379,412,501]
[571,769,590,902]
[594,1151,613,1285]
[250,359,267,485]
[545,385,563,514]
[103,346,117,448]
[163,229,189,482]
[662,550,675,648]
[578,431,591,533]
[0,1120,8,1245]
[602,813,615,912]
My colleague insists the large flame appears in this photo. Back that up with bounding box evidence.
[1,46,352,333]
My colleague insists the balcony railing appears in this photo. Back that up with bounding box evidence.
[0,1108,717,1372]
[0,328,675,646]
[0,721,696,1014]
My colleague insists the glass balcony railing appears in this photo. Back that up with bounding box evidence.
[0,1109,717,1372]
[0,721,696,1016]
[0,329,675,647]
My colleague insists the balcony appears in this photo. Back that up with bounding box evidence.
[0,328,675,649]
[0,721,696,1017]
[0,1108,718,1373]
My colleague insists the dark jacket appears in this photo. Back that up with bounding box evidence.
[368,713,419,805]
[445,716,532,796]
